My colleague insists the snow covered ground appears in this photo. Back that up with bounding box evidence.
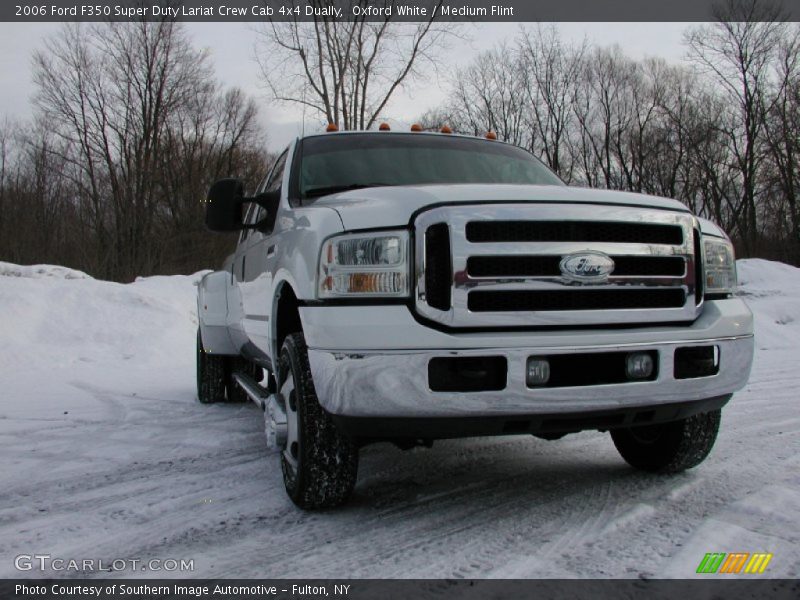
[0,259,798,579]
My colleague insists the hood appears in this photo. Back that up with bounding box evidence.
[312,184,691,230]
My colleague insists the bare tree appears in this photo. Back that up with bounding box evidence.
[0,119,14,258]
[0,121,82,268]
[256,0,457,130]
[0,120,10,222]
[519,25,586,180]
[443,44,527,143]
[33,21,210,277]
[157,87,268,273]
[30,20,266,280]
[763,26,800,262]
[684,0,793,255]
[647,63,703,203]
[572,45,639,189]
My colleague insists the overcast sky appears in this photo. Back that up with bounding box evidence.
[0,22,691,152]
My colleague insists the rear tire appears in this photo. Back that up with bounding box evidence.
[611,409,721,473]
[196,329,227,404]
[279,332,358,509]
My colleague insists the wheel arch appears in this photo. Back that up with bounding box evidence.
[271,279,304,371]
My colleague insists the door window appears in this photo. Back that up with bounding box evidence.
[254,149,288,234]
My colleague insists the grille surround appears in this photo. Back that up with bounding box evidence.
[415,203,701,329]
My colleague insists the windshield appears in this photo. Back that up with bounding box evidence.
[297,133,564,200]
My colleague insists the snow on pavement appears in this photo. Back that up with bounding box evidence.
[0,259,798,579]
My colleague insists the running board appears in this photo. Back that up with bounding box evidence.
[232,372,270,410]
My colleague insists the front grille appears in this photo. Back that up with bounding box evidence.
[468,289,686,312]
[466,221,683,245]
[467,255,685,278]
[415,204,699,328]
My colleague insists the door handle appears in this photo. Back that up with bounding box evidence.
[267,245,276,257]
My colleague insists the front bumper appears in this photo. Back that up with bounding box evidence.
[303,298,753,419]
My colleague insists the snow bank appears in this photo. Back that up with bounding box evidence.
[737,258,800,350]
[0,263,208,421]
[0,264,207,365]
[0,261,92,280]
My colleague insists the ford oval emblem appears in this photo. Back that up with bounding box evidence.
[559,251,615,282]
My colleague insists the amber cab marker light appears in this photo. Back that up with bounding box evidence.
[486,131,497,140]
[440,125,453,134]
[379,122,391,131]
[410,123,423,132]
[326,123,339,132]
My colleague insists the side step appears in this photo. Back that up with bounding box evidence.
[232,372,270,410]
[234,371,288,450]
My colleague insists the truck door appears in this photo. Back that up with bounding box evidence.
[240,149,288,360]
[226,201,258,353]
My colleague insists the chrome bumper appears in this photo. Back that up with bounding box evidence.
[304,299,754,418]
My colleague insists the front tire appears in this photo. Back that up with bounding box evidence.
[611,409,721,473]
[279,332,358,509]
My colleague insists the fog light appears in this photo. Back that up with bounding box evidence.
[526,358,550,387]
[626,352,654,380]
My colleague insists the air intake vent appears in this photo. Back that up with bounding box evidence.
[466,221,684,245]
[425,223,452,311]
[694,228,703,305]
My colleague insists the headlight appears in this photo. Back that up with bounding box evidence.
[702,237,737,296]
[318,231,409,298]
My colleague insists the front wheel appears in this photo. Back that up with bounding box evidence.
[278,332,359,509]
[610,409,721,473]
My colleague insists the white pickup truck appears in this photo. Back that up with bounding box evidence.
[197,129,753,509]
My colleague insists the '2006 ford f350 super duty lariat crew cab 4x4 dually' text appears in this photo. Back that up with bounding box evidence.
[196,129,753,509]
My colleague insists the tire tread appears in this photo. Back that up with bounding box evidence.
[611,409,721,473]
[280,332,358,509]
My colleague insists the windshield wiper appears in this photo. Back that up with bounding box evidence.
[303,183,392,198]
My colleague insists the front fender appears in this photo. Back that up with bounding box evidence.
[268,205,345,366]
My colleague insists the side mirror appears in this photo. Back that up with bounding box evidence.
[205,178,245,231]
[253,189,281,231]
